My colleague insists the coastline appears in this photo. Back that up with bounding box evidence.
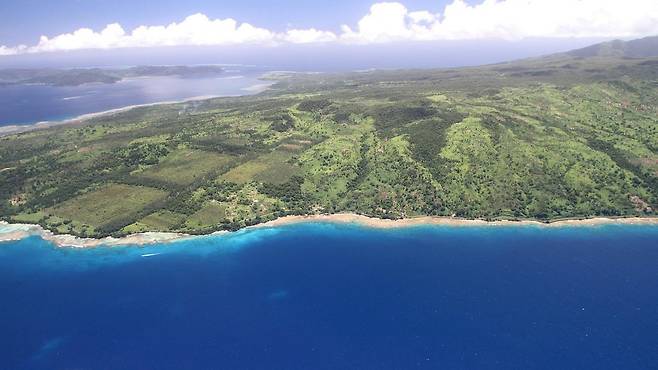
[256,213,658,229]
[0,79,275,137]
[0,221,192,248]
[2,214,657,248]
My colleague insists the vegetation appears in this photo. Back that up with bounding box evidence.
[1,38,656,237]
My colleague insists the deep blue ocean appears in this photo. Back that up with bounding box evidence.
[0,72,268,127]
[1,223,657,370]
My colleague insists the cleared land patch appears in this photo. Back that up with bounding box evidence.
[123,210,186,233]
[185,202,227,229]
[221,150,299,184]
[136,149,235,186]
[48,184,168,229]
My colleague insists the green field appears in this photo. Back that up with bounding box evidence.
[123,210,186,233]
[136,149,235,186]
[221,150,299,184]
[185,202,227,229]
[47,184,168,233]
[1,37,656,237]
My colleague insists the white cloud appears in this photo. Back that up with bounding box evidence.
[341,2,415,43]
[281,28,337,44]
[0,45,19,56]
[1,1,657,55]
[340,0,658,43]
[32,13,276,52]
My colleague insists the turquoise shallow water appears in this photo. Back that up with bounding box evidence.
[1,223,657,369]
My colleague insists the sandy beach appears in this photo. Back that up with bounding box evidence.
[257,213,658,229]
[1,214,657,248]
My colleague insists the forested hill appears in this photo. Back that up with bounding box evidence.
[0,37,656,238]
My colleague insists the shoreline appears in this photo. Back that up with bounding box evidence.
[255,213,658,229]
[0,221,193,248]
[1,214,657,248]
[0,79,274,137]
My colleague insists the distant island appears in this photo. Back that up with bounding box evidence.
[0,65,225,86]
[0,36,657,239]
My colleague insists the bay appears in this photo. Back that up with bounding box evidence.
[0,72,268,127]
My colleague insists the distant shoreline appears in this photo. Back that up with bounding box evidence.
[0,79,274,137]
[1,214,657,248]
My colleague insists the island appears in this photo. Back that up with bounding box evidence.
[0,65,225,86]
[0,36,656,239]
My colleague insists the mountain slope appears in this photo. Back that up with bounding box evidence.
[567,35,658,58]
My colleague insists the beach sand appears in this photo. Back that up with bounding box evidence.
[258,213,658,229]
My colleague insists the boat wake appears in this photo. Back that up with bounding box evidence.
[141,253,161,258]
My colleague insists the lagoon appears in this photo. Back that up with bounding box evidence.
[0,72,268,127]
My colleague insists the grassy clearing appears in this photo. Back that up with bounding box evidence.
[185,202,227,229]
[10,211,47,224]
[136,149,234,186]
[123,210,186,233]
[48,184,168,229]
[221,150,299,184]
[221,161,268,184]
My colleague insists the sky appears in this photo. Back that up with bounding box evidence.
[0,0,656,68]
[0,0,444,47]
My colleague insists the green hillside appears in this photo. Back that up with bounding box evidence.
[567,36,658,58]
[1,38,657,237]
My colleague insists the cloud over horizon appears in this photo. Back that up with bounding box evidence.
[2,0,657,55]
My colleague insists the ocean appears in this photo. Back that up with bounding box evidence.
[0,222,657,369]
[0,72,268,127]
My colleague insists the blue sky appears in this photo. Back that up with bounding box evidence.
[1,0,656,56]
[0,0,454,45]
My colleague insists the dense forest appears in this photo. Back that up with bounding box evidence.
[1,38,657,237]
